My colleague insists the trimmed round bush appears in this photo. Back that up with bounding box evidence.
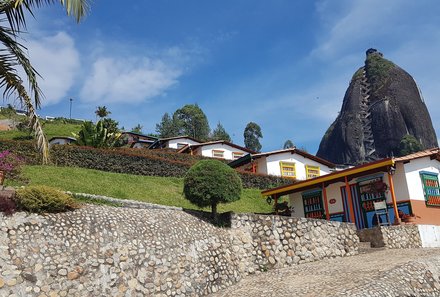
[184,159,242,219]
[16,185,78,213]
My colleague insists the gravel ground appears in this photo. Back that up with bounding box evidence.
[211,248,440,297]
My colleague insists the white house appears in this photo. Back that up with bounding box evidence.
[149,136,202,150]
[229,148,335,180]
[178,140,254,161]
[120,132,158,148]
[48,136,76,147]
[262,148,440,229]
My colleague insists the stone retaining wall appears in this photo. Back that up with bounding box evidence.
[230,213,359,271]
[357,225,422,248]
[0,206,359,296]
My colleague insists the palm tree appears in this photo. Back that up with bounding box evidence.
[95,106,111,119]
[0,0,89,163]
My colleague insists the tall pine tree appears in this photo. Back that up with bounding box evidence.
[244,122,262,152]
[211,122,231,142]
[156,112,177,138]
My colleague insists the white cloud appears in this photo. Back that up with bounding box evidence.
[80,55,182,104]
[25,32,80,106]
[312,0,412,59]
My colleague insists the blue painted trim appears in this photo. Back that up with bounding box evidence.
[356,173,384,183]
[419,171,438,176]
[301,188,322,196]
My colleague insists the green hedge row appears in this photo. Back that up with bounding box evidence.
[113,147,217,165]
[0,140,41,164]
[0,140,292,189]
[51,145,190,178]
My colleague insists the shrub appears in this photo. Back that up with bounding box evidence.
[16,185,78,213]
[0,195,17,216]
[398,134,423,156]
[184,159,242,221]
[0,140,41,164]
[0,150,25,181]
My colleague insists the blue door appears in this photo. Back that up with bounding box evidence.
[341,185,365,229]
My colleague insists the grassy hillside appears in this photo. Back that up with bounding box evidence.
[15,165,272,214]
[0,121,82,140]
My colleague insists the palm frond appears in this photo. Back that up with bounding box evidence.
[0,54,48,163]
[0,23,43,107]
[0,0,90,32]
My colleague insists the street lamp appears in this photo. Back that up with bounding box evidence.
[69,98,73,119]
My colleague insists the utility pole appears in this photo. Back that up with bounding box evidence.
[69,98,73,119]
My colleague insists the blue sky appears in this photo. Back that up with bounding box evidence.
[10,0,440,153]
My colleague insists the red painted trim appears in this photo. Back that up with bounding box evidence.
[345,176,356,224]
[322,183,330,220]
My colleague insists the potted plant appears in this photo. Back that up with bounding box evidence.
[367,180,389,194]
[398,210,417,223]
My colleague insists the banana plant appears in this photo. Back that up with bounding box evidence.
[73,120,120,148]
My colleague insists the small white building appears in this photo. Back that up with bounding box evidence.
[229,148,335,180]
[48,136,76,147]
[120,132,158,148]
[178,140,254,161]
[149,136,202,150]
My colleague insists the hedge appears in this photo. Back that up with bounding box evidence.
[0,140,292,189]
[0,140,41,164]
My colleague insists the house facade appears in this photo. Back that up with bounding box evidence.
[262,148,440,229]
[120,132,157,148]
[229,148,335,180]
[149,136,201,150]
[48,137,76,147]
[178,141,254,161]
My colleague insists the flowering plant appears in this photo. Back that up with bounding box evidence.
[366,180,388,194]
[0,150,24,182]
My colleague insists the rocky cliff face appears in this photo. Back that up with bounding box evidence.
[317,49,438,164]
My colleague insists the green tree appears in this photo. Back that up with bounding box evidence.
[398,134,423,156]
[101,118,120,134]
[155,112,177,138]
[95,106,111,119]
[0,0,89,163]
[131,124,143,134]
[283,140,295,149]
[173,104,210,141]
[184,159,242,222]
[210,122,231,142]
[244,122,263,152]
[73,120,119,148]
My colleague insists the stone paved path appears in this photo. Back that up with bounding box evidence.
[211,248,440,297]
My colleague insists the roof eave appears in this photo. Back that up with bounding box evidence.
[261,158,394,197]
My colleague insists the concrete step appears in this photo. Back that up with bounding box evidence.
[358,246,386,254]
[359,241,371,249]
[358,241,387,254]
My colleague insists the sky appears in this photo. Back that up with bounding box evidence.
[6,0,440,153]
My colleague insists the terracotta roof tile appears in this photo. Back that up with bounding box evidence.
[394,147,440,162]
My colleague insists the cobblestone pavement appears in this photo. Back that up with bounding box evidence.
[211,248,440,297]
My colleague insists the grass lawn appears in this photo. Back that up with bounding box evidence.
[0,121,81,140]
[16,165,272,214]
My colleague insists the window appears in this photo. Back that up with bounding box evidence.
[420,171,440,206]
[305,165,320,179]
[302,190,324,219]
[176,143,186,149]
[212,150,224,159]
[232,152,244,160]
[280,161,296,178]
